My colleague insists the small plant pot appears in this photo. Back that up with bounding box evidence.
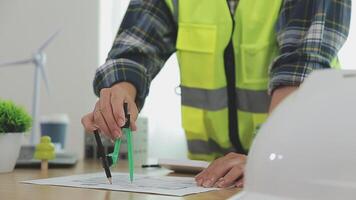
[0,133,23,173]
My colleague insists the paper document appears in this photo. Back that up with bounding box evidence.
[22,172,217,196]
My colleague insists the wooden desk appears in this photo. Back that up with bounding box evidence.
[0,160,240,200]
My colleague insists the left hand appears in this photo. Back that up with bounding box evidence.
[269,86,298,112]
[195,152,246,188]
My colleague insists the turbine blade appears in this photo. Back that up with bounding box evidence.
[0,59,32,67]
[38,64,51,95]
[37,30,61,52]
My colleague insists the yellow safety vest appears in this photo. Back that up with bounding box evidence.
[165,0,339,161]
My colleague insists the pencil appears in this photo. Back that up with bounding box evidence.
[94,130,112,184]
[141,164,161,168]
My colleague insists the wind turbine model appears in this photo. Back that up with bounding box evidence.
[0,30,60,145]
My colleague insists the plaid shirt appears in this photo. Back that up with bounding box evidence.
[93,0,351,110]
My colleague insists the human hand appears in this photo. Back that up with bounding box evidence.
[81,82,138,139]
[269,86,298,112]
[195,152,246,188]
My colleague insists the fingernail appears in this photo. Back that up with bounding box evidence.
[236,182,243,188]
[214,178,222,187]
[118,118,125,126]
[203,179,212,187]
[217,180,225,188]
[114,130,121,138]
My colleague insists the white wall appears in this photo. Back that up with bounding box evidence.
[141,56,187,159]
[339,2,356,69]
[0,0,99,158]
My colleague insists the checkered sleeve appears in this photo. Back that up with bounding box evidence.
[269,0,351,94]
[93,0,177,110]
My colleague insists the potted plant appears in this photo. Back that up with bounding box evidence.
[0,99,31,173]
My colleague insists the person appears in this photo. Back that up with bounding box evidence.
[82,0,351,189]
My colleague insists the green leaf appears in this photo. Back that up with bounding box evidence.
[0,99,32,133]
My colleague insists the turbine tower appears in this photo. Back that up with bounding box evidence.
[0,30,60,144]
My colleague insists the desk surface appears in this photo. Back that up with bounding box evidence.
[0,160,240,200]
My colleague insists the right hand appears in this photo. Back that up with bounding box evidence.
[81,82,138,139]
[195,152,246,188]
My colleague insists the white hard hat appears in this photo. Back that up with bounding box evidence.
[231,69,356,200]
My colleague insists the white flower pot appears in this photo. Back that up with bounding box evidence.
[0,133,23,173]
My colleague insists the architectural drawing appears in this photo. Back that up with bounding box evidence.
[22,172,217,196]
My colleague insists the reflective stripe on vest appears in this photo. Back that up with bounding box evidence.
[181,86,270,113]
[188,139,235,155]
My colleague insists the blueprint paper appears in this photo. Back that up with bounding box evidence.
[22,172,217,196]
